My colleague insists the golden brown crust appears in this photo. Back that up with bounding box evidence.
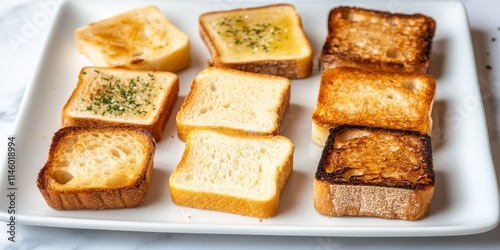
[313,125,434,220]
[312,67,436,143]
[36,126,155,209]
[199,4,313,79]
[61,67,179,142]
[320,6,436,73]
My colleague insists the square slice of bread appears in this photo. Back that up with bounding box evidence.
[199,4,313,79]
[314,125,435,220]
[176,67,290,141]
[312,67,436,146]
[320,6,436,73]
[75,5,190,72]
[169,130,294,218]
[62,67,179,142]
[37,126,156,209]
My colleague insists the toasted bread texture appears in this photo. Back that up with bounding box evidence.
[37,126,156,209]
[176,67,290,141]
[314,125,435,220]
[62,67,179,142]
[320,6,436,73]
[199,4,313,79]
[169,130,294,218]
[312,67,436,146]
[75,5,190,72]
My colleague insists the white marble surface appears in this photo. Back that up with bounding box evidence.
[0,0,499,249]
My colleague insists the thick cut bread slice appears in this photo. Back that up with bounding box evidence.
[37,126,155,209]
[320,6,436,73]
[169,130,294,218]
[314,125,435,220]
[62,67,179,142]
[199,4,313,79]
[75,5,190,72]
[176,67,290,141]
[312,67,436,146]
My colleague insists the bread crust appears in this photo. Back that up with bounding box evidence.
[320,6,436,73]
[199,4,313,79]
[313,125,435,220]
[36,126,155,209]
[61,67,179,142]
[176,67,290,141]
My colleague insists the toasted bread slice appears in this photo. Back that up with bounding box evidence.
[37,126,155,209]
[75,5,190,72]
[320,6,436,73]
[62,67,179,142]
[199,4,313,79]
[312,67,436,146]
[169,130,294,218]
[314,125,435,220]
[176,67,290,141]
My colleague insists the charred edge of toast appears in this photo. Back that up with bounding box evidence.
[315,124,434,190]
[322,6,436,66]
[36,125,156,192]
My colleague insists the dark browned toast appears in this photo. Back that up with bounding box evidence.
[314,125,435,220]
[320,6,436,73]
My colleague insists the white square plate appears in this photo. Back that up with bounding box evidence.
[1,0,498,237]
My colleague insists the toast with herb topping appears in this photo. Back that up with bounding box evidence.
[169,129,294,218]
[320,6,436,73]
[62,67,179,142]
[314,125,434,220]
[75,5,190,72]
[37,126,155,209]
[312,67,435,146]
[199,4,313,79]
[176,67,290,141]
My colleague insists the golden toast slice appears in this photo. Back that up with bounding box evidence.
[320,6,436,73]
[314,125,435,220]
[75,5,190,72]
[199,4,313,79]
[37,126,155,209]
[312,67,436,146]
[169,129,294,218]
[62,67,179,142]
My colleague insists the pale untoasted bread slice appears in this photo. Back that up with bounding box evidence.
[37,126,155,209]
[320,6,436,73]
[176,67,290,141]
[62,67,178,142]
[312,67,436,146]
[314,125,435,220]
[169,130,294,218]
[75,5,190,72]
[199,4,313,79]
